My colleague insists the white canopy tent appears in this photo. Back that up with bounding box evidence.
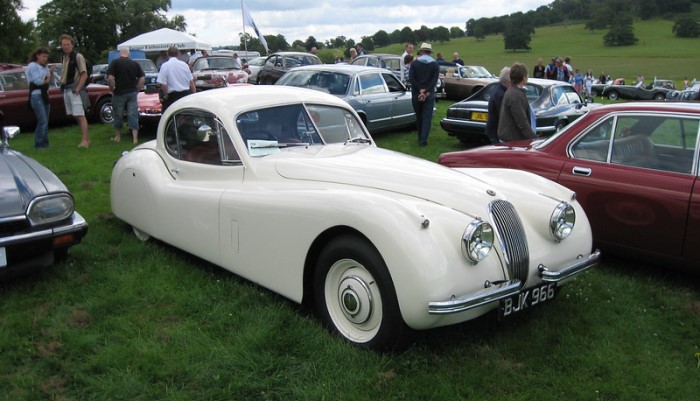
[117,28,212,52]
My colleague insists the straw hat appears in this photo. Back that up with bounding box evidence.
[419,42,433,52]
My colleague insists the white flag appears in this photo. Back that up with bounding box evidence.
[242,1,268,52]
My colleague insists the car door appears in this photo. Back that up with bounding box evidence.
[381,72,414,127]
[156,109,243,263]
[560,113,698,260]
[356,71,394,131]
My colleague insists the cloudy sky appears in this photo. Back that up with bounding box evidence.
[19,0,550,47]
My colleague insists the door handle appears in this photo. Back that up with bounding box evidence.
[571,166,591,176]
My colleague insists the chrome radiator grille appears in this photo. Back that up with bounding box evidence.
[489,200,529,285]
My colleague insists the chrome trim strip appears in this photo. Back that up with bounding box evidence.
[0,212,87,247]
[538,249,601,283]
[428,279,522,315]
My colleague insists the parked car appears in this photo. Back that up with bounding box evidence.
[439,102,700,270]
[350,53,402,81]
[351,53,446,99]
[243,56,266,84]
[190,55,249,91]
[137,86,163,125]
[257,52,321,85]
[0,122,88,280]
[0,67,113,129]
[599,81,672,101]
[441,78,601,146]
[275,64,415,133]
[134,58,159,87]
[89,63,109,85]
[110,85,599,350]
[666,83,700,101]
[442,65,497,100]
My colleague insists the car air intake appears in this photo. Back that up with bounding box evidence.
[489,200,530,285]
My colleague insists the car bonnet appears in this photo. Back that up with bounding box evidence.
[0,149,67,218]
[273,145,515,212]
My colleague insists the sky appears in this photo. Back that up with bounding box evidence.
[19,0,550,47]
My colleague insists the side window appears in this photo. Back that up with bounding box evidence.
[571,117,613,162]
[164,110,238,165]
[609,115,697,173]
[382,73,405,92]
[359,73,386,95]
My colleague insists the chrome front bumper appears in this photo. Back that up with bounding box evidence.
[428,250,601,315]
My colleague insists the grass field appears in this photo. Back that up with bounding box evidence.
[375,17,700,88]
[1,93,699,400]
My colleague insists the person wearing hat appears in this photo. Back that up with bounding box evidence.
[408,42,440,147]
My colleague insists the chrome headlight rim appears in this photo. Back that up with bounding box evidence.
[27,193,75,227]
[550,201,576,241]
[462,219,494,263]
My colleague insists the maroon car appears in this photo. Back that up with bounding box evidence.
[0,67,113,129]
[438,102,700,270]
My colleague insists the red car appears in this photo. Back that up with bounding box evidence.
[438,102,700,270]
[0,67,113,129]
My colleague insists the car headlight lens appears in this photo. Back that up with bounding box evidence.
[550,202,575,241]
[462,219,494,263]
[27,194,75,226]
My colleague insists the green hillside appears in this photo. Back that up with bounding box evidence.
[377,18,700,86]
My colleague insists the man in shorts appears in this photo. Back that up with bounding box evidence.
[107,48,145,144]
[59,34,90,148]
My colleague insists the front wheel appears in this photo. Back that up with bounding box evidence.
[654,93,666,101]
[314,235,408,351]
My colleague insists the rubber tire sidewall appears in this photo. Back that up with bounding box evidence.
[314,234,407,351]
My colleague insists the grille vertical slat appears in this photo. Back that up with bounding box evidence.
[489,200,529,285]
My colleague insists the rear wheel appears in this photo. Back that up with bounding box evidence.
[607,91,619,101]
[654,93,666,100]
[95,97,114,125]
[314,235,408,351]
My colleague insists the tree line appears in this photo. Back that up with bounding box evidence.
[3,0,699,65]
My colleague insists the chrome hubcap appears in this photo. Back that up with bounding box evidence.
[338,276,373,324]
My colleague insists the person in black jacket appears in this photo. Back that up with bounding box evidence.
[408,43,440,147]
[485,67,511,144]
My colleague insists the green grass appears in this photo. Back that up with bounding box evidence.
[376,17,700,87]
[1,98,699,400]
[0,14,690,401]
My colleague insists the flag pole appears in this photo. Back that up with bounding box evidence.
[241,0,248,52]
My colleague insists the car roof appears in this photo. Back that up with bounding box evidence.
[279,64,395,75]
[354,53,400,59]
[163,85,351,118]
[586,101,700,115]
[268,52,318,57]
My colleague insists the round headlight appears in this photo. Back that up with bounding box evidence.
[462,220,494,263]
[27,194,75,226]
[550,202,576,241]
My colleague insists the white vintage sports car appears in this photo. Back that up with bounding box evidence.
[110,86,600,350]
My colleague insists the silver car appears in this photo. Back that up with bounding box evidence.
[276,64,415,133]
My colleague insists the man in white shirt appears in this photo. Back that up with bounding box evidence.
[399,42,414,85]
[157,46,196,110]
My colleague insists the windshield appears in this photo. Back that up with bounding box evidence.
[459,66,492,78]
[236,103,369,156]
[193,57,240,71]
[135,59,157,73]
[278,71,351,95]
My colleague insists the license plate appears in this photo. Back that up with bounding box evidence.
[471,111,488,121]
[500,283,556,317]
[0,247,6,268]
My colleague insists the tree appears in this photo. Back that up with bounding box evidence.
[291,40,305,51]
[672,17,700,38]
[330,36,347,49]
[585,5,613,30]
[36,0,186,63]
[503,13,534,51]
[431,26,451,43]
[449,26,465,38]
[372,30,390,47]
[304,36,320,51]
[399,26,415,44]
[603,14,638,46]
[1,0,35,63]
